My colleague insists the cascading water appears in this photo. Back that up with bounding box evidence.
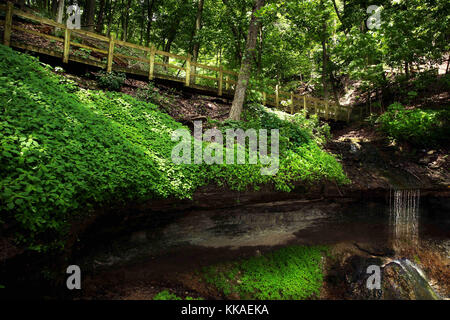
[383,258,440,300]
[383,190,440,299]
[389,189,420,248]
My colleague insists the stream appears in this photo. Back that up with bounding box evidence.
[76,190,449,299]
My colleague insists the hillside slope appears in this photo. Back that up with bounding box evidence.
[0,45,347,251]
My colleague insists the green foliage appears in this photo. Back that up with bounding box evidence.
[152,290,203,300]
[207,103,347,192]
[376,102,450,146]
[211,103,331,149]
[0,45,200,250]
[202,246,328,300]
[96,71,126,91]
[23,0,450,103]
[0,45,347,251]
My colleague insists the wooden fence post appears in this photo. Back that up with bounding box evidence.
[149,45,156,80]
[107,35,114,72]
[218,66,223,96]
[290,92,294,114]
[275,85,279,107]
[314,99,318,115]
[63,28,71,63]
[185,54,191,87]
[303,96,307,111]
[325,100,329,120]
[225,76,229,91]
[3,2,13,47]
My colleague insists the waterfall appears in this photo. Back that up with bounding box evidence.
[389,189,420,247]
[389,258,440,300]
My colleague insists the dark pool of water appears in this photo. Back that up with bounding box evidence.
[80,196,449,270]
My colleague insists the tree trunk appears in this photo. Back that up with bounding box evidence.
[51,0,58,18]
[191,0,205,83]
[106,0,115,36]
[85,0,96,31]
[122,0,132,41]
[140,4,145,45]
[322,29,329,103]
[162,0,187,64]
[228,0,264,121]
[95,0,106,33]
[192,0,205,63]
[256,24,263,75]
[145,0,156,46]
[56,0,64,24]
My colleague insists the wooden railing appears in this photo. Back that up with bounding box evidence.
[0,2,353,122]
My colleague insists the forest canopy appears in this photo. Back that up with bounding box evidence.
[13,0,449,99]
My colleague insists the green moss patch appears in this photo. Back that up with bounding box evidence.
[202,246,328,300]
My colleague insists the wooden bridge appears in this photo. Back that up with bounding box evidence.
[0,2,353,122]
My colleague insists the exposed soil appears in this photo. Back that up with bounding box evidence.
[326,122,450,193]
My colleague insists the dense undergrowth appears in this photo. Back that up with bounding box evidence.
[376,102,450,147]
[202,246,328,300]
[0,45,347,251]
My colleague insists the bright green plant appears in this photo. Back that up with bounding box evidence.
[153,290,203,300]
[202,246,328,300]
[0,45,347,251]
[376,102,450,146]
[153,290,183,300]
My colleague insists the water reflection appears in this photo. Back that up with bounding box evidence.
[81,194,449,270]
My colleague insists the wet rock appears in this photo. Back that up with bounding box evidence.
[382,259,440,300]
[343,255,383,300]
[345,256,440,300]
[354,243,395,257]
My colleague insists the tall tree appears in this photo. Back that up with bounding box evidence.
[122,0,132,41]
[85,0,96,31]
[145,0,156,46]
[192,0,205,63]
[56,0,64,24]
[95,0,106,33]
[228,0,264,120]
[162,0,188,64]
[320,0,329,104]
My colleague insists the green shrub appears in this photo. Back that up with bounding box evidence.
[96,70,126,91]
[376,102,450,146]
[0,45,347,251]
[0,45,200,250]
[202,246,328,300]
